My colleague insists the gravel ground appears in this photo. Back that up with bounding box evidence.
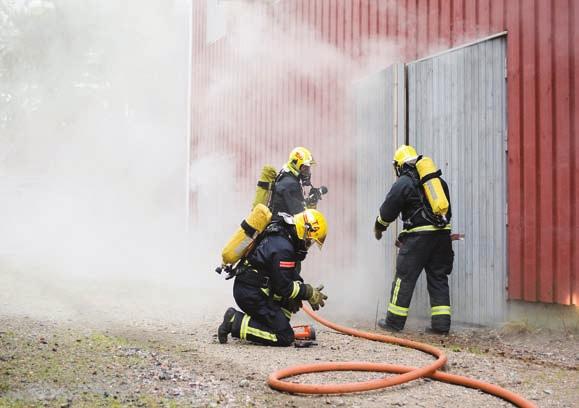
[0,312,577,408]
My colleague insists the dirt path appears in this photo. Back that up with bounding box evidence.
[0,313,577,407]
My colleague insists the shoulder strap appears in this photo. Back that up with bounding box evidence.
[408,174,448,227]
[419,169,442,184]
[267,169,286,209]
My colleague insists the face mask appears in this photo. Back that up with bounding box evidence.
[295,249,307,261]
[393,161,401,177]
[295,238,312,261]
[300,165,312,186]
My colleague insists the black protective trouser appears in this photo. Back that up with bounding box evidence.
[386,232,454,332]
[230,280,294,346]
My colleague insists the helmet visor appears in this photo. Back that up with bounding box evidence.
[312,233,326,249]
[300,164,311,176]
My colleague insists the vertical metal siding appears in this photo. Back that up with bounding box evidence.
[190,1,358,273]
[573,0,579,306]
[354,64,405,313]
[408,36,508,325]
[521,2,538,302]
[505,0,523,301]
[536,0,554,303]
[552,1,573,305]
[505,0,577,305]
[191,0,577,306]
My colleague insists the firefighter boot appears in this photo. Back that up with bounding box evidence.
[378,318,402,333]
[425,327,449,335]
[218,307,237,344]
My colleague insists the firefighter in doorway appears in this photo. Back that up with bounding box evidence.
[269,147,316,219]
[218,209,328,346]
[374,145,454,334]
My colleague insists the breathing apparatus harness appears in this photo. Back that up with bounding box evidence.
[217,218,303,291]
[402,164,449,229]
[269,167,328,211]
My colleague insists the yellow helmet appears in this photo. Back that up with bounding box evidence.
[293,209,328,249]
[288,147,315,173]
[393,144,419,167]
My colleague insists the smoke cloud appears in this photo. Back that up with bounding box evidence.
[191,1,403,322]
[0,0,405,326]
[0,0,212,323]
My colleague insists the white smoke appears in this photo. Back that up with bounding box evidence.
[0,0,404,326]
[192,1,403,323]
[0,0,222,323]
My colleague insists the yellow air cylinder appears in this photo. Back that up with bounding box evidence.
[222,203,272,265]
[252,165,278,209]
[415,156,449,216]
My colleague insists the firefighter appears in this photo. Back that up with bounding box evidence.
[269,147,315,219]
[218,208,328,346]
[374,145,454,334]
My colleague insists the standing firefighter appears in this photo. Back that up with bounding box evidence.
[269,147,322,219]
[218,209,329,346]
[374,145,454,334]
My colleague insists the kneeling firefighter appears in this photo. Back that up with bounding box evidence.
[374,145,454,334]
[218,209,329,346]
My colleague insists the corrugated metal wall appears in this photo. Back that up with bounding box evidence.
[408,36,508,325]
[506,1,578,305]
[191,0,578,306]
[354,64,405,312]
[190,0,360,273]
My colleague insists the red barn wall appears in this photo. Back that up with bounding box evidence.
[191,0,577,306]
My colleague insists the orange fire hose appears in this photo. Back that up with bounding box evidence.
[268,306,536,408]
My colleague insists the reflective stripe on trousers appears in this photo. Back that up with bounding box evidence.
[431,305,451,316]
[388,302,409,317]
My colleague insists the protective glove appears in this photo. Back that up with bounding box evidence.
[286,298,303,313]
[374,217,388,240]
[304,284,328,311]
[305,187,322,208]
[374,226,383,240]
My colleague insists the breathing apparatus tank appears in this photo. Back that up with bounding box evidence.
[252,165,278,209]
[415,156,449,221]
[221,203,272,266]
